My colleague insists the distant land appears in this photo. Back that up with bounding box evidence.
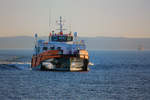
[0,36,150,50]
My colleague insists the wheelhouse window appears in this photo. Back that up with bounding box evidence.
[52,36,73,42]
[62,36,67,41]
[67,36,73,41]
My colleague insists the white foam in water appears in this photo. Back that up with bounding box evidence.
[0,61,31,70]
[13,62,31,70]
[88,62,94,66]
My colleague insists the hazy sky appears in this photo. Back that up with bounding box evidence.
[0,0,150,37]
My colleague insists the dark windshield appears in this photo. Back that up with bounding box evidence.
[52,36,73,42]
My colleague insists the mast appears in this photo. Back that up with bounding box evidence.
[56,16,65,35]
[59,16,63,33]
[49,8,52,42]
[35,33,38,55]
[49,9,51,30]
[69,24,72,34]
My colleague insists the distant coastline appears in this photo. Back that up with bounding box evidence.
[0,36,150,50]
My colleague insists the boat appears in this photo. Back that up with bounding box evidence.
[138,45,144,51]
[31,16,89,71]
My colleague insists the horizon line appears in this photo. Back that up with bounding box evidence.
[0,35,150,39]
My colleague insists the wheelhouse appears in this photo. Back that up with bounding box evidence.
[51,35,73,42]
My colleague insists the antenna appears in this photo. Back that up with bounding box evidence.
[69,23,72,33]
[56,16,67,34]
[59,16,63,33]
[49,8,52,32]
[34,33,38,55]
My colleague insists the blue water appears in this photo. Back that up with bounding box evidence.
[0,49,150,100]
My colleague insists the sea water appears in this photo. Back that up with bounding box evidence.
[0,49,150,100]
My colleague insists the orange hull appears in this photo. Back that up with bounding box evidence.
[31,50,89,68]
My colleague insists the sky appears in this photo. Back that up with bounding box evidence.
[0,0,150,38]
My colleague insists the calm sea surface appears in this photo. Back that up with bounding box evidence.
[0,49,150,100]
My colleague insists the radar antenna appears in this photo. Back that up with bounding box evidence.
[56,16,67,34]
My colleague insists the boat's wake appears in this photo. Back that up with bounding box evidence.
[0,62,31,70]
[0,54,32,70]
[88,62,94,66]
